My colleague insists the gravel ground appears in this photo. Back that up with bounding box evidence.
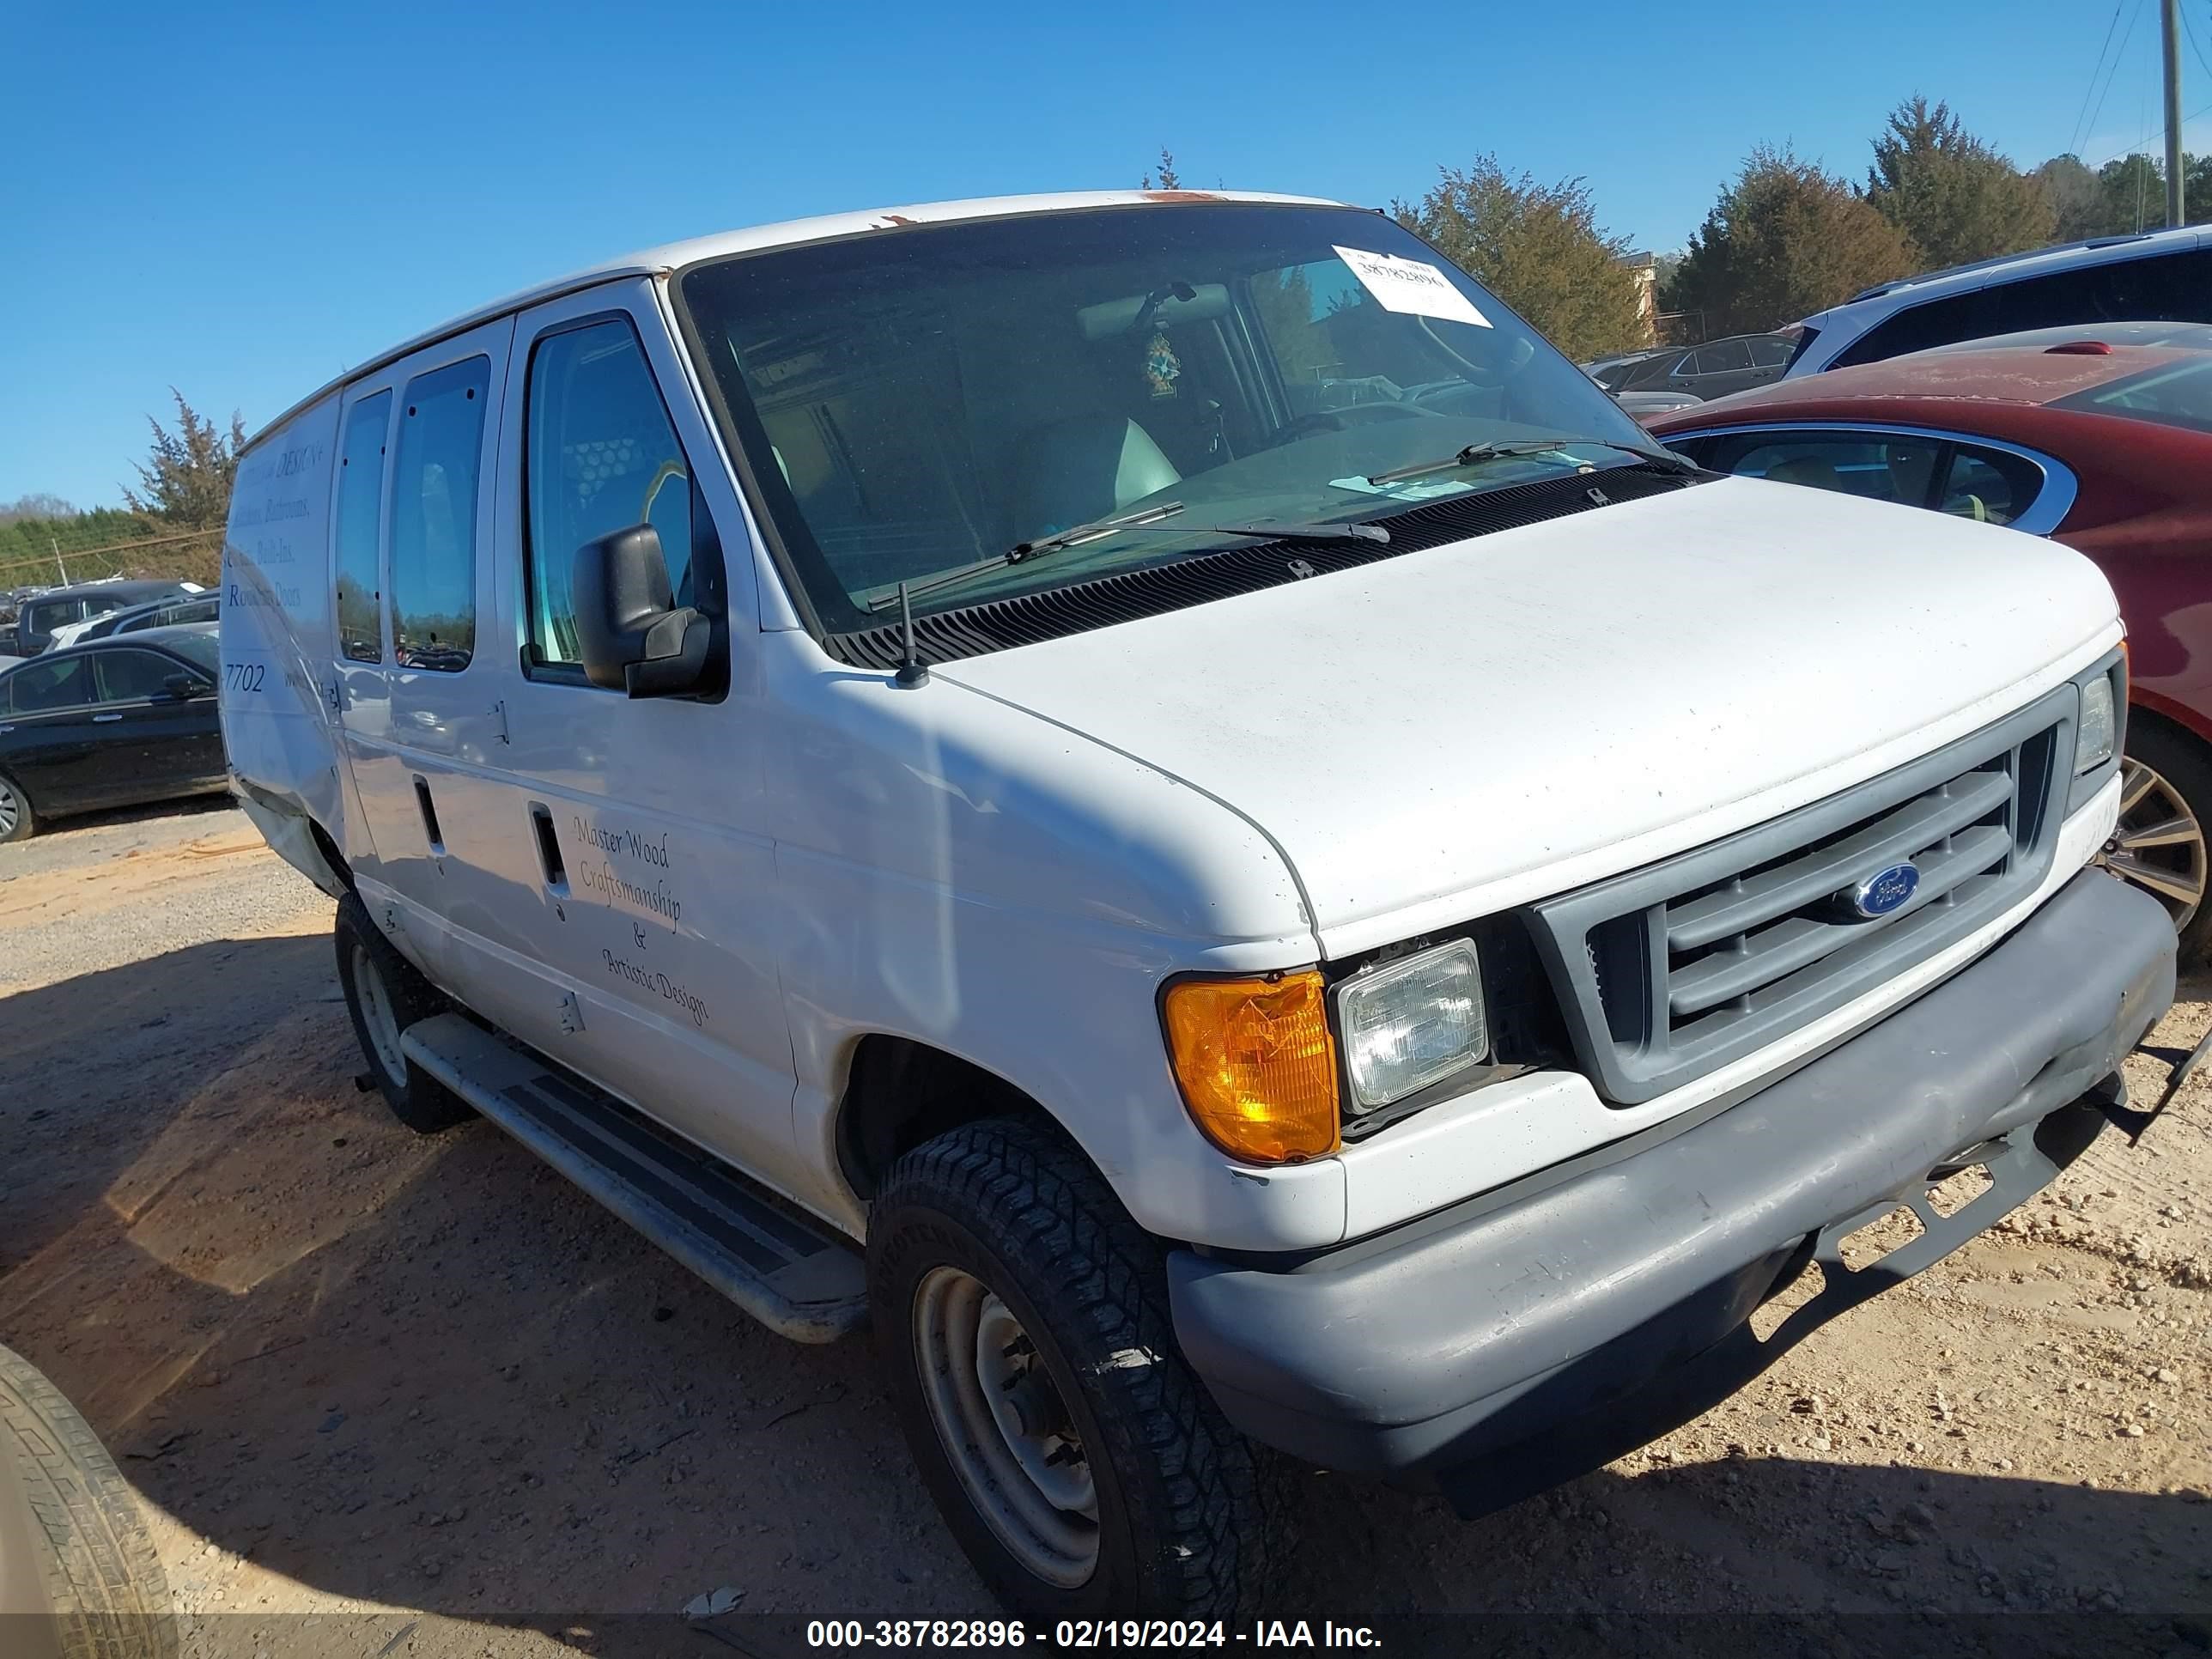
[1,805,2207,1659]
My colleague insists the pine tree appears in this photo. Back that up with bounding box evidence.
[1863,96,2053,270]
[1393,158,1648,362]
[124,390,246,531]
[1668,147,1917,336]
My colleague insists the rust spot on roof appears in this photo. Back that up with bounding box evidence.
[878,214,919,227]
[1139,190,1222,204]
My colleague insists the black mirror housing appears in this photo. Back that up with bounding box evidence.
[572,525,716,698]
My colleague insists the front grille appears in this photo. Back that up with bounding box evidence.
[1528,684,2077,1105]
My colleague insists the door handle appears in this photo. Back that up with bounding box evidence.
[93,713,125,723]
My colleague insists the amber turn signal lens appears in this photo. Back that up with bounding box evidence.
[1163,971,1340,1164]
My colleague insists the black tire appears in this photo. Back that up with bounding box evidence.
[2118,719,2212,960]
[869,1117,1287,1620]
[0,1344,177,1659]
[332,891,472,1133]
[0,770,33,843]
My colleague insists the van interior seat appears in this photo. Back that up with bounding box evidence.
[1009,414,1181,543]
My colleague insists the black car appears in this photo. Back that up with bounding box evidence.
[73,592,220,643]
[11,579,195,656]
[1613,331,1797,400]
[0,623,226,842]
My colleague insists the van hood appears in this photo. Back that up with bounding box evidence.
[937,477,2120,958]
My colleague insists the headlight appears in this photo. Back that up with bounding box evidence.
[1335,939,1488,1112]
[2077,675,2116,775]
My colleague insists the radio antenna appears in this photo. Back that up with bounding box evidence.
[893,580,929,689]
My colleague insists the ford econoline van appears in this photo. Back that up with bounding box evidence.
[222,191,2175,1620]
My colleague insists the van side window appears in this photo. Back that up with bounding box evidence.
[391,357,490,672]
[525,319,692,670]
[335,391,392,664]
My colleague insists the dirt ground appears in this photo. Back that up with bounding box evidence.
[2,805,2208,1658]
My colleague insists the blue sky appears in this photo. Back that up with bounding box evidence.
[5,0,2209,510]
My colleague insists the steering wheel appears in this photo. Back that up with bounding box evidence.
[1418,320,1538,387]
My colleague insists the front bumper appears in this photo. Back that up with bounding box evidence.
[1167,869,2174,1497]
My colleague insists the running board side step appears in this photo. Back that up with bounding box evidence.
[399,1013,866,1343]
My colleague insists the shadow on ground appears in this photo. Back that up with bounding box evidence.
[0,939,2206,1659]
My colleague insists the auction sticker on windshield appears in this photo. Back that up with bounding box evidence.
[1333,246,1490,327]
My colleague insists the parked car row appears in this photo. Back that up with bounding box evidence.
[10,579,204,657]
[1586,224,2212,435]
[0,623,227,842]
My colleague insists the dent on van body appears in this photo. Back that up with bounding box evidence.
[756,638,1349,1248]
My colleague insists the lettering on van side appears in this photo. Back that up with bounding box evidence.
[228,580,304,609]
[577,859,682,928]
[599,950,710,1027]
[570,815,683,930]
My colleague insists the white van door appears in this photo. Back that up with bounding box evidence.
[427,280,812,1210]
[333,319,516,986]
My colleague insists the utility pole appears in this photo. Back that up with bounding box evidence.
[52,536,66,586]
[2163,0,2185,227]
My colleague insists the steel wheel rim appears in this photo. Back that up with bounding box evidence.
[2100,757,2208,933]
[351,943,408,1079]
[913,1266,1097,1587]
[0,779,16,837]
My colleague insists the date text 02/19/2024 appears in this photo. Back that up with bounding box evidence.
[804,1620,1382,1649]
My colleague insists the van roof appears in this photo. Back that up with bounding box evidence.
[248,190,1346,449]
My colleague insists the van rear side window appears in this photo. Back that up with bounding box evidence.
[391,357,490,673]
[524,319,692,671]
[335,392,392,663]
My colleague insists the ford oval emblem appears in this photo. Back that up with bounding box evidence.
[1852,861,1921,919]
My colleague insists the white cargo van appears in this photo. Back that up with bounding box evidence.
[222,191,2173,1619]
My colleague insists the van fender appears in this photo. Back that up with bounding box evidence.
[232,780,349,900]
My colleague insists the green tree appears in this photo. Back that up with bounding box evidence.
[2031,153,2106,240]
[124,390,246,530]
[1393,157,1647,361]
[1668,146,1916,337]
[2028,148,2212,237]
[1863,96,2053,269]
[1138,148,1181,190]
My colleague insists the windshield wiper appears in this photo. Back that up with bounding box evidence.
[866,504,1389,613]
[1366,436,1699,488]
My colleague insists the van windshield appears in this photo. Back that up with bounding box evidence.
[678,203,1653,630]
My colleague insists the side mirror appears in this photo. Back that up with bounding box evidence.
[162,672,206,701]
[572,525,714,697]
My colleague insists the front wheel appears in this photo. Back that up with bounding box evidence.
[332,892,472,1133]
[2101,722,2212,957]
[869,1119,1285,1620]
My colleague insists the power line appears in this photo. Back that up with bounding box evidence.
[2085,0,2150,155]
[2183,0,2212,85]
[2070,1,2129,155]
